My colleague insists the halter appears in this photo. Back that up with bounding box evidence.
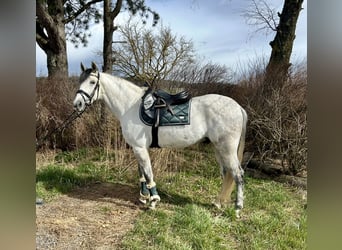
[76,71,100,106]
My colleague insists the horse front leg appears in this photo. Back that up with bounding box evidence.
[138,164,150,205]
[133,147,161,209]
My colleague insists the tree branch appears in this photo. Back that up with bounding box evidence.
[111,0,123,19]
[36,20,50,51]
[242,0,278,34]
[63,0,102,24]
[36,1,57,35]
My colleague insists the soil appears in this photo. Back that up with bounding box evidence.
[36,182,143,249]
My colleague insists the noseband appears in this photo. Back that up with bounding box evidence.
[76,71,100,106]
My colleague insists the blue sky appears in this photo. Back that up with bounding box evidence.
[36,0,307,76]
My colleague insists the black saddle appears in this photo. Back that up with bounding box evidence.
[153,89,190,106]
[140,88,192,148]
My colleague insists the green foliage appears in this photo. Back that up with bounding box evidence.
[36,148,120,201]
[64,0,102,48]
[125,0,160,26]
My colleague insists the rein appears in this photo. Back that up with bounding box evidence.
[36,108,87,151]
[36,72,100,151]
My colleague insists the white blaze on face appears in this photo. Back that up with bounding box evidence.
[73,94,86,112]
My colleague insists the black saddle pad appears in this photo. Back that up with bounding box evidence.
[139,100,191,126]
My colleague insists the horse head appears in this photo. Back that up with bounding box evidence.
[73,62,100,112]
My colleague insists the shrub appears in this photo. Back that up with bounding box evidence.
[243,64,307,175]
[36,77,127,151]
[36,60,307,176]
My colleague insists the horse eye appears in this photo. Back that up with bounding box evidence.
[90,80,96,84]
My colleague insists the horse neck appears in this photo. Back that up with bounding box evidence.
[99,73,144,119]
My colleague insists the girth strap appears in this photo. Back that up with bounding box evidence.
[151,125,160,148]
[151,99,161,148]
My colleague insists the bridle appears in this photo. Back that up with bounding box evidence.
[76,71,100,106]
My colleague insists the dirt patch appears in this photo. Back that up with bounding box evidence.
[36,182,143,249]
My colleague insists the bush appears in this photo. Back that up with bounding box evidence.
[36,77,77,150]
[36,61,307,176]
[243,64,307,175]
[36,77,127,151]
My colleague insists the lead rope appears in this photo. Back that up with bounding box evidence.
[37,72,100,151]
[36,107,88,151]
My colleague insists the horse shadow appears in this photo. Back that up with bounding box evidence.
[69,182,212,210]
[36,166,209,209]
[157,188,213,210]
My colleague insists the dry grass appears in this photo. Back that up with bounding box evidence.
[36,58,307,175]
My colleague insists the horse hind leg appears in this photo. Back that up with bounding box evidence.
[213,150,235,209]
[214,147,244,218]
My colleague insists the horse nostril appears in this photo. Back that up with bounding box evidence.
[74,101,81,110]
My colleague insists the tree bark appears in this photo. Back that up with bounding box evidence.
[265,0,304,87]
[101,0,122,146]
[102,0,122,73]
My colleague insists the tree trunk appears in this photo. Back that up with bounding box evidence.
[46,50,68,78]
[36,0,68,79]
[46,29,68,78]
[102,0,122,73]
[265,0,304,87]
[103,0,113,73]
[101,0,123,146]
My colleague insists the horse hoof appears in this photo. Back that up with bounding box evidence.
[138,198,147,205]
[150,194,161,202]
[212,200,222,209]
[148,195,160,209]
[149,200,158,210]
[139,191,150,205]
[235,209,241,219]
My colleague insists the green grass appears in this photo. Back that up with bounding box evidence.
[36,149,125,201]
[36,162,103,201]
[121,172,306,250]
[36,147,307,249]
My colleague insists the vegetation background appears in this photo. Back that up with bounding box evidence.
[35,0,307,249]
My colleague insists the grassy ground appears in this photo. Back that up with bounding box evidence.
[36,147,307,249]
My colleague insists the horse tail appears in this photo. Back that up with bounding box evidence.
[237,107,248,164]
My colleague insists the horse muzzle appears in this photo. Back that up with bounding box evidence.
[73,97,86,112]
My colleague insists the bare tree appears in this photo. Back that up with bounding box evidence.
[243,0,304,86]
[266,0,304,85]
[242,0,278,35]
[171,60,232,85]
[102,0,159,73]
[112,21,195,87]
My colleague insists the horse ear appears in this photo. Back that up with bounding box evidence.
[80,62,85,72]
[91,61,98,71]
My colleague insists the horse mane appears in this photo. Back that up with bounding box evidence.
[101,72,146,96]
[79,67,146,97]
